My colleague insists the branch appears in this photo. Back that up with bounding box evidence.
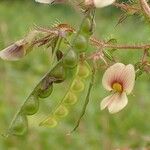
[139,0,150,19]
[90,37,150,50]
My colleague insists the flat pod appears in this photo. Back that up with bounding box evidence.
[54,105,69,118]
[39,116,57,128]
[21,95,39,115]
[63,91,77,105]
[63,49,78,68]
[9,114,28,136]
[71,78,85,93]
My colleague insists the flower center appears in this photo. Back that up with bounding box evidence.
[112,82,123,93]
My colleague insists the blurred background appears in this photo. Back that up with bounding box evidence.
[0,0,150,149]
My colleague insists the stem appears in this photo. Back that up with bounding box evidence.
[69,67,95,134]
[139,0,150,19]
[90,37,150,50]
[51,36,62,66]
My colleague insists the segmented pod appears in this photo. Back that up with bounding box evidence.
[21,95,39,115]
[54,105,69,118]
[63,91,78,106]
[40,61,91,127]
[71,78,85,93]
[9,114,28,136]
[74,35,88,53]
[39,116,57,128]
[77,62,90,79]
[63,49,78,68]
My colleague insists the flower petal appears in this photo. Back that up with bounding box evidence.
[35,0,64,4]
[108,92,128,114]
[121,64,135,94]
[35,0,53,3]
[94,0,116,8]
[102,63,125,91]
[100,94,114,110]
[0,40,26,61]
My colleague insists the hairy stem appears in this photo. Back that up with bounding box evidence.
[139,0,150,19]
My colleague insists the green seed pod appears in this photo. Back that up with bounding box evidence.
[54,105,69,118]
[50,63,66,83]
[39,83,53,99]
[74,35,87,53]
[63,49,78,68]
[10,114,28,136]
[81,18,92,35]
[63,91,77,105]
[39,116,57,128]
[77,63,90,78]
[21,95,39,115]
[71,78,85,93]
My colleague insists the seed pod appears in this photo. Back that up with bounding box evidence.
[81,18,93,36]
[54,105,69,118]
[63,91,77,105]
[21,95,39,115]
[63,49,78,68]
[39,116,57,128]
[38,83,53,99]
[50,63,66,83]
[77,63,90,78]
[71,78,85,93]
[9,114,28,136]
[74,35,87,53]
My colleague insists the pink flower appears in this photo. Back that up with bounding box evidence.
[101,63,135,114]
[85,0,116,8]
